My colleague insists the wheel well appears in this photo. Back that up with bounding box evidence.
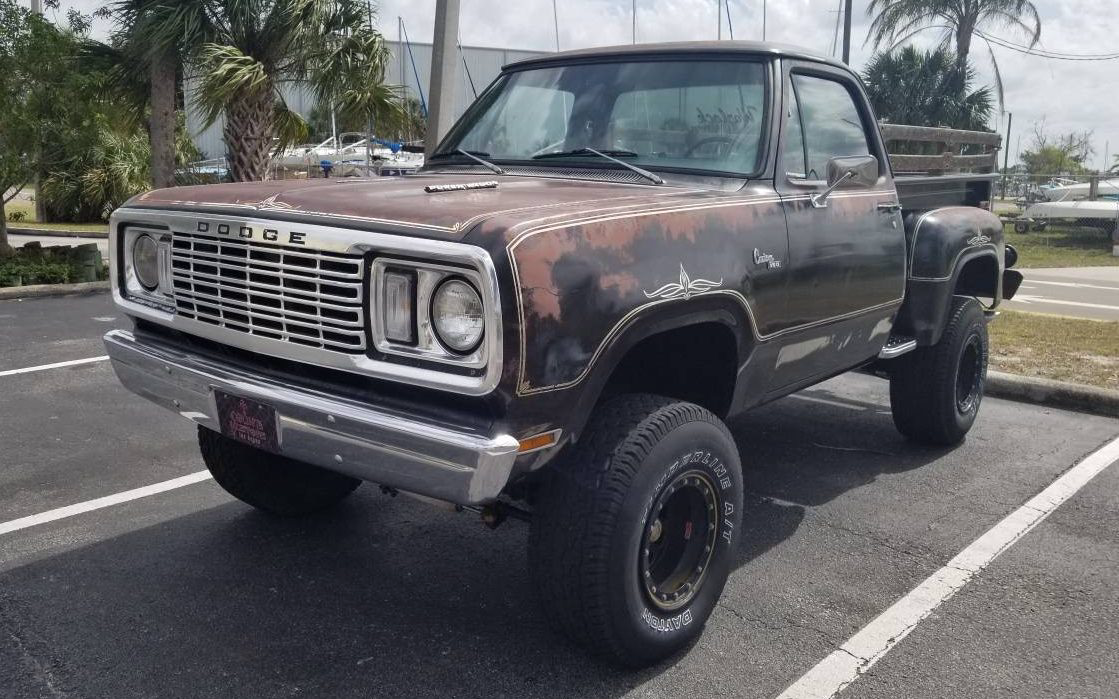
[954,254,999,303]
[600,322,737,418]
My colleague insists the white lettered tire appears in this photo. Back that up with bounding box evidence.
[529,394,743,666]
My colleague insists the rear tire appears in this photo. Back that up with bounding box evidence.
[198,427,361,516]
[529,394,743,667]
[889,297,988,446]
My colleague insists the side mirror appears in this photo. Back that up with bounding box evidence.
[826,155,878,188]
[812,154,879,208]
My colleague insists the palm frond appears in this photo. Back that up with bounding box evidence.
[193,42,271,127]
[271,99,309,153]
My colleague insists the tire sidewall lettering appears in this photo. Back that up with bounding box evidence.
[634,441,740,636]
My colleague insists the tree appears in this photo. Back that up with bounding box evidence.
[1020,121,1094,178]
[0,1,74,255]
[40,112,201,222]
[866,0,1042,106]
[863,46,994,132]
[189,0,399,182]
[98,1,210,190]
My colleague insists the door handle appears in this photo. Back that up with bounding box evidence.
[877,202,902,213]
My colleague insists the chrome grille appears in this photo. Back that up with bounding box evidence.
[170,231,366,353]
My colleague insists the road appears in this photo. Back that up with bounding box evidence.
[2,293,1118,699]
[1005,266,1119,321]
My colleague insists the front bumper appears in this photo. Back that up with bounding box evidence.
[104,329,520,505]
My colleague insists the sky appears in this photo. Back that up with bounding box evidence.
[40,0,1119,169]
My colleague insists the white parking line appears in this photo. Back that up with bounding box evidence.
[777,434,1119,699]
[0,471,213,537]
[1028,279,1119,292]
[0,355,110,378]
[1010,295,1119,312]
[789,394,863,410]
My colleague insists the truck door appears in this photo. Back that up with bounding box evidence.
[770,61,905,389]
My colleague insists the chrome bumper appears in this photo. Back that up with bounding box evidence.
[103,329,520,505]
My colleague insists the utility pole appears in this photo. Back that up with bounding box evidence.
[1002,112,1013,198]
[841,0,852,64]
[425,0,460,158]
[30,0,41,14]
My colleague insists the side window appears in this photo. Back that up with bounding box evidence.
[782,86,807,178]
[790,74,871,180]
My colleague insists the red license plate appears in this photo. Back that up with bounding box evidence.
[215,391,279,453]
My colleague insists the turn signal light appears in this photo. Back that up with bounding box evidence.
[518,430,561,454]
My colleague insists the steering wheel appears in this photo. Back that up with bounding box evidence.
[683,135,737,158]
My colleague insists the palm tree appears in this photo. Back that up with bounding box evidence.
[99,1,209,190]
[866,0,1042,106]
[102,0,399,183]
[863,47,994,133]
[192,0,397,182]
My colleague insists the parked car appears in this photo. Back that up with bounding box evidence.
[104,41,1021,667]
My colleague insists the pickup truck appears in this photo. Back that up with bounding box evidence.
[104,41,1022,666]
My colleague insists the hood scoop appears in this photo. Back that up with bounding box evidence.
[424,180,499,194]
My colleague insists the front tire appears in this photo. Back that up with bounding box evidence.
[890,297,989,446]
[529,395,743,667]
[198,427,361,516]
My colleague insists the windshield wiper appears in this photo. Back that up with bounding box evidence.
[533,148,640,159]
[532,147,663,185]
[430,148,505,175]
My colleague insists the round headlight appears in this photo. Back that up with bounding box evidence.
[132,234,160,291]
[431,278,484,353]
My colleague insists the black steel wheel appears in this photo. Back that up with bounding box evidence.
[640,470,719,612]
[529,394,743,667]
[955,334,984,414]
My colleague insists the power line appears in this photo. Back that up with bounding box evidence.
[976,30,1119,61]
[977,30,1119,58]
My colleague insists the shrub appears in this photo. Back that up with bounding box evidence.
[7,210,26,222]
[0,244,104,287]
[0,257,72,286]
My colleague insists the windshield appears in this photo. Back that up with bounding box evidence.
[439,59,768,177]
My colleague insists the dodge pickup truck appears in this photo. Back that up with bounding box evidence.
[104,41,1022,666]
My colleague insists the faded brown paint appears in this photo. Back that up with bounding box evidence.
[508,193,790,394]
[128,175,691,240]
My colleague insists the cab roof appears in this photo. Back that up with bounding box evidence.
[503,40,851,73]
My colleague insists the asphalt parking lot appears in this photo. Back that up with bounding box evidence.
[2,292,1118,699]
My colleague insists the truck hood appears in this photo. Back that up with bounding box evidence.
[126,173,689,242]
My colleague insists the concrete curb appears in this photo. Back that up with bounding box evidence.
[0,281,109,300]
[8,227,107,239]
[987,371,1119,419]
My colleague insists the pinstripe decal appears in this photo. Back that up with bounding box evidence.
[507,189,902,396]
